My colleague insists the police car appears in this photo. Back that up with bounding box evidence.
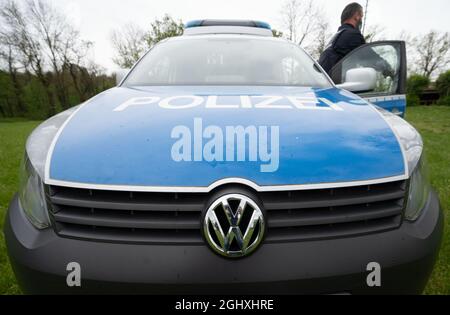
[5,20,443,294]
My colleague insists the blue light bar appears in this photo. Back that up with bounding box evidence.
[184,20,204,28]
[184,20,272,30]
[253,21,271,30]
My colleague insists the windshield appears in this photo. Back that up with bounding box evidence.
[123,36,332,88]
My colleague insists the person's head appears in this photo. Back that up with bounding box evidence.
[341,2,364,30]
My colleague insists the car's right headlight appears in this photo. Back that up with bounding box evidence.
[377,106,431,221]
[19,105,80,229]
[19,154,49,229]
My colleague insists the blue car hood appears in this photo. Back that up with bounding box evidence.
[46,86,406,189]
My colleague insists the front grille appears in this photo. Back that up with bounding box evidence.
[46,180,407,245]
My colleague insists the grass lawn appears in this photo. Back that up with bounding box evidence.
[406,107,450,295]
[0,106,449,295]
[0,120,41,295]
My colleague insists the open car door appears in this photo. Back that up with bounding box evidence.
[330,41,407,116]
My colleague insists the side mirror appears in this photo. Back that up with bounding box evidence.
[116,69,131,86]
[336,67,377,93]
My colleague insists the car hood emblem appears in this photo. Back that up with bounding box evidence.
[203,193,266,258]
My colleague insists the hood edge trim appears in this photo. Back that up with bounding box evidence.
[45,174,408,193]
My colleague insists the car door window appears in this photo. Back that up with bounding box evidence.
[331,42,406,96]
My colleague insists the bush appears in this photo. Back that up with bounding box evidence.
[406,74,430,106]
[406,94,422,107]
[407,74,430,95]
[437,95,450,106]
[436,70,450,105]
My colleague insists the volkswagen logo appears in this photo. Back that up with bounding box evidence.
[203,193,266,258]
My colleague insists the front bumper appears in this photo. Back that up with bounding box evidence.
[4,190,443,295]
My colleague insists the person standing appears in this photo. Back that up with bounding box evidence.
[319,2,366,75]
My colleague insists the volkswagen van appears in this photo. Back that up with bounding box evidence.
[4,20,442,294]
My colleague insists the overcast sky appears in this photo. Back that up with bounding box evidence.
[49,0,450,72]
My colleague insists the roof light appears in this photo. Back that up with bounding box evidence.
[184,20,204,28]
[184,19,272,30]
[253,21,271,30]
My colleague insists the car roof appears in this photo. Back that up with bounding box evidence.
[183,19,273,37]
[183,25,273,37]
[165,33,290,45]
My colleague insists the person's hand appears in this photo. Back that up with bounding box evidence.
[375,59,395,78]
[382,66,396,78]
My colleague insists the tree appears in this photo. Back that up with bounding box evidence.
[111,14,184,69]
[111,23,147,69]
[25,0,80,109]
[0,0,57,116]
[63,40,96,102]
[436,70,450,105]
[0,31,26,115]
[145,14,184,47]
[280,0,324,46]
[280,0,299,42]
[307,17,331,60]
[412,31,450,79]
[364,24,385,43]
[0,0,113,118]
[272,29,284,38]
[396,31,417,75]
[0,0,100,114]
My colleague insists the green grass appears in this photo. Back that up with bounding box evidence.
[0,119,41,295]
[0,107,448,295]
[406,106,450,295]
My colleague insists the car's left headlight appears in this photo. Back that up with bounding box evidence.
[405,157,431,221]
[377,106,431,222]
[19,154,49,229]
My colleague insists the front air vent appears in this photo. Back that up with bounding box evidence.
[46,180,406,245]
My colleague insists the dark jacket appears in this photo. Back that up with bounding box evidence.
[319,24,366,75]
